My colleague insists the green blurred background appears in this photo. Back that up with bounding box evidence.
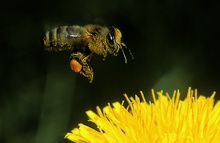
[1,0,220,142]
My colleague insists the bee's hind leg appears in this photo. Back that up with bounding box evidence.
[70,52,94,83]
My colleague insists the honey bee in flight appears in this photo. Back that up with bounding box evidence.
[42,24,133,83]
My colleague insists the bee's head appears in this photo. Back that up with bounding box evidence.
[106,26,133,63]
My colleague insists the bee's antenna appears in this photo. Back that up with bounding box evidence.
[127,47,134,60]
[121,48,128,64]
[121,43,134,64]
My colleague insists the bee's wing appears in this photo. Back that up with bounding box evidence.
[66,26,91,51]
[66,26,83,38]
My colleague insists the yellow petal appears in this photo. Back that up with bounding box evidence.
[65,87,220,143]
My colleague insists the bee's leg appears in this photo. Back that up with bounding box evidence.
[70,52,94,83]
[79,56,94,83]
[101,41,107,60]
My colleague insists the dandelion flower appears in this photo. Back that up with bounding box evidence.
[65,87,220,143]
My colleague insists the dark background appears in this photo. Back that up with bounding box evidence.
[1,0,220,143]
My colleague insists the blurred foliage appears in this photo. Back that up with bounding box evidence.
[1,0,220,143]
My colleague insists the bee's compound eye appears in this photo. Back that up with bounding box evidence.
[70,59,82,73]
[106,33,114,46]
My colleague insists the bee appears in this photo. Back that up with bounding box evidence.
[42,24,133,83]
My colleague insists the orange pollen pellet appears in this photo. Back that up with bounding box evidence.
[70,59,82,72]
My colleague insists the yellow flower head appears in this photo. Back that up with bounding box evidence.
[65,87,220,143]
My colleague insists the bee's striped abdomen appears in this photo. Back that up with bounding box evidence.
[42,26,74,51]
